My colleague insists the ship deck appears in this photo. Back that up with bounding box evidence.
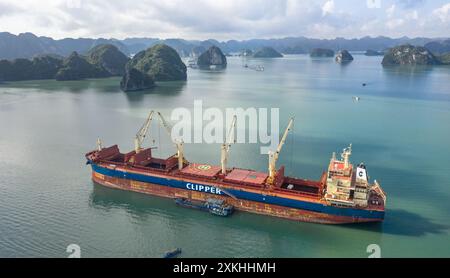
[86,145,327,204]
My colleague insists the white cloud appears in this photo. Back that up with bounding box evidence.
[386,5,396,18]
[405,10,418,20]
[386,18,405,29]
[0,0,447,40]
[322,0,335,16]
[433,3,450,23]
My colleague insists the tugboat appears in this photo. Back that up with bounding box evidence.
[175,198,234,216]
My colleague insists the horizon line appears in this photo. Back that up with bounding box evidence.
[1,31,448,43]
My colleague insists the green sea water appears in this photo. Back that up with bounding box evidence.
[0,55,449,257]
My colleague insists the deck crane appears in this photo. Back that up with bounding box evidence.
[134,111,155,153]
[267,117,294,185]
[96,138,103,151]
[221,115,237,175]
[156,112,185,170]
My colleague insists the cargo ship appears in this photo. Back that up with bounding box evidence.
[85,111,386,224]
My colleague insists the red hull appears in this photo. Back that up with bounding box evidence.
[92,172,381,225]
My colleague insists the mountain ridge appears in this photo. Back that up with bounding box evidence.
[0,32,449,60]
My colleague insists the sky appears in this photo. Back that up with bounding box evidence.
[0,0,449,40]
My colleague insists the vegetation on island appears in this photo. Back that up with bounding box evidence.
[0,44,129,82]
[86,44,129,76]
[126,44,187,81]
[381,45,441,66]
[55,51,110,81]
[0,55,63,81]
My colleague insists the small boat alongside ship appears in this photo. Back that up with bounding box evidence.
[85,111,386,224]
[175,198,234,216]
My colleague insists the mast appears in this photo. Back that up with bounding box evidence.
[221,115,237,175]
[267,117,294,184]
[341,143,352,169]
[157,112,185,170]
[135,111,154,153]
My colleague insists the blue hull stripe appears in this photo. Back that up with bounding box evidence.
[92,164,384,219]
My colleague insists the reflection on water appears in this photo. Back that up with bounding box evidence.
[382,209,448,237]
[124,81,186,103]
[0,77,123,93]
[197,65,227,71]
[382,65,435,77]
[90,182,170,214]
[309,57,335,63]
[346,209,448,237]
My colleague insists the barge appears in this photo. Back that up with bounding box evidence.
[86,111,386,224]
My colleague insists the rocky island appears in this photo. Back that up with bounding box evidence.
[126,44,187,81]
[86,44,129,76]
[0,55,63,81]
[120,44,187,92]
[381,45,440,66]
[310,48,334,58]
[0,44,129,82]
[252,47,283,58]
[197,46,227,68]
[335,50,354,63]
[120,68,154,92]
[55,51,109,81]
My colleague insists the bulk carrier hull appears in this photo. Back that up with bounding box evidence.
[85,112,386,225]
[88,162,385,224]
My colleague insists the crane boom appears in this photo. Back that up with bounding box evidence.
[135,111,154,153]
[157,112,185,170]
[268,117,294,184]
[156,112,173,139]
[221,115,237,174]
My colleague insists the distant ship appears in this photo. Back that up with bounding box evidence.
[186,58,198,69]
[86,111,386,224]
